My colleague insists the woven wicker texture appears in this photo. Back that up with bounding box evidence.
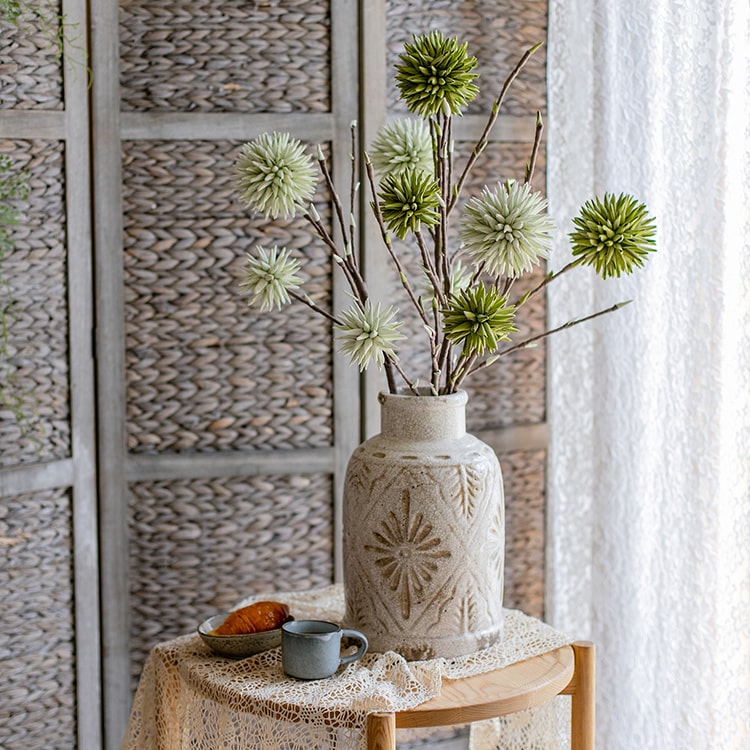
[122,139,334,454]
[381,140,547,429]
[0,488,76,748]
[386,0,547,117]
[119,0,331,113]
[0,3,64,110]
[128,472,334,687]
[0,139,70,467]
[501,449,546,618]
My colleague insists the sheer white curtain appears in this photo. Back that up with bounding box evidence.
[546,1,750,747]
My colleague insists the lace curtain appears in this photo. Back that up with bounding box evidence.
[546,0,750,748]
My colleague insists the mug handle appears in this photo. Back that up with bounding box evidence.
[339,629,368,666]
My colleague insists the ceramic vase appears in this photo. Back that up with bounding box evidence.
[342,389,505,659]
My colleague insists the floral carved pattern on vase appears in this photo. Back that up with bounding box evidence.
[364,488,451,620]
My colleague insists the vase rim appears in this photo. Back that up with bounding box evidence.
[378,388,467,405]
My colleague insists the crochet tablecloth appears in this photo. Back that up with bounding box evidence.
[122,585,573,750]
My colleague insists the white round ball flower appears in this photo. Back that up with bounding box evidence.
[370,118,433,178]
[240,245,302,311]
[234,132,317,219]
[460,180,555,278]
[336,300,406,371]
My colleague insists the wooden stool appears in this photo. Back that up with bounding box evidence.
[367,641,595,750]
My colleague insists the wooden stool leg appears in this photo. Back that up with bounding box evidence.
[367,712,396,750]
[570,641,596,750]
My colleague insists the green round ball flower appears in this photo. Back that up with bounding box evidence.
[234,132,317,220]
[460,180,555,278]
[336,300,406,371]
[370,118,433,178]
[240,245,302,311]
[442,284,517,357]
[378,169,441,239]
[395,30,479,117]
[570,193,657,278]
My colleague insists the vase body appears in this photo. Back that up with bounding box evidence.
[343,390,504,659]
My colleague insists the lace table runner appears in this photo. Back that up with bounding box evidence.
[122,585,573,750]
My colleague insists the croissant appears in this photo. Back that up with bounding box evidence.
[210,601,291,636]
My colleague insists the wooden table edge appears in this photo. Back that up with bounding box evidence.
[394,644,576,729]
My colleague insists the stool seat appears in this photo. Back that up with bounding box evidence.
[367,641,595,750]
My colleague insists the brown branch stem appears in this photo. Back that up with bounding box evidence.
[515,258,583,307]
[317,152,351,252]
[304,213,368,304]
[524,111,544,185]
[415,230,444,308]
[449,41,544,214]
[472,300,633,370]
[289,289,343,325]
[387,355,418,395]
[349,122,358,253]
[449,352,478,393]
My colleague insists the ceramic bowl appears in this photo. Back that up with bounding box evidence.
[197,613,286,658]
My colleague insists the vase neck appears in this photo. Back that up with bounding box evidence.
[378,390,467,441]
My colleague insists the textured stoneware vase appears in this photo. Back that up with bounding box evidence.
[343,390,505,659]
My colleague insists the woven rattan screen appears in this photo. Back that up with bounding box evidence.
[0,138,70,467]
[93,1,358,745]
[0,1,99,748]
[0,9,64,110]
[119,1,331,114]
[121,139,334,453]
[0,488,77,748]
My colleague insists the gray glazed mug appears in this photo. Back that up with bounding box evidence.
[281,620,368,680]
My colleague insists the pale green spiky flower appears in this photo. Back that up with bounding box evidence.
[370,118,433,178]
[447,259,472,296]
[570,193,657,278]
[240,245,302,311]
[336,300,406,371]
[442,284,517,357]
[460,180,555,278]
[378,169,441,239]
[234,132,317,219]
[395,30,479,117]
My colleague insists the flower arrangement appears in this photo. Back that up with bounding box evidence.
[234,31,656,396]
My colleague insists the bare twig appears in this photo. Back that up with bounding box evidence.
[317,148,350,249]
[449,352,478,392]
[469,301,633,374]
[436,336,453,391]
[514,258,583,307]
[304,211,368,304]
[440,112,453,296]
[415,230,444,308]
[449,41,544,214]
[289,289,343,325]
[524,111,544,185]
[349,122,358,254]
[385,355,413,394]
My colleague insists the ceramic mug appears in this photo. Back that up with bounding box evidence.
[281,619,368,680]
